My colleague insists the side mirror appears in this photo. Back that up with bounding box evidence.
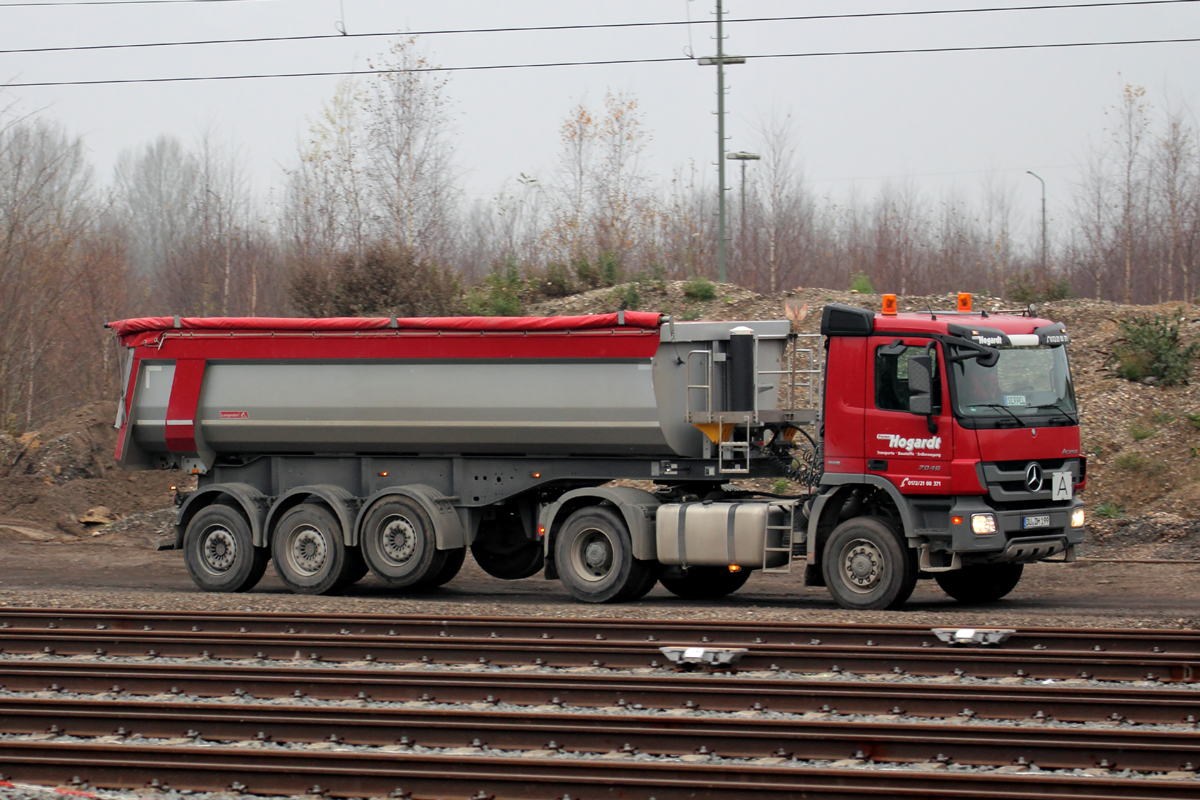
[908,354,933,416]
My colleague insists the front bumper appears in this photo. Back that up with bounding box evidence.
[948,496,1085,564]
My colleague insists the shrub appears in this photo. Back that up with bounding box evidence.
[1128,421,1156,441]
[681,309,702,321]
[683,275,716,301]
[538,262,574,298]
[598,252,622,287]
[620,283,640,311]
[849,274,874,294]
[572,254,599,289]
[288,244,461,318]
[772,478,790,494]
[1007,270,1073,304]
[1187,412,1200,431]
[1107,309,1200,386]
[1095,501,1125,519]
[465,257,524,317]
[1113,452,1148,471]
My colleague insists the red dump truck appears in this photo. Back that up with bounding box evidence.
[108,295,1085,609]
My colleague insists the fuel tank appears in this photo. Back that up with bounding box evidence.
[109,314,790,467]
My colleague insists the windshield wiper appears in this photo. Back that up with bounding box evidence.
[1033,403,1077,426]
[974,403,1026,427]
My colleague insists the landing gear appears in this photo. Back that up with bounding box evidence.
[822,516,917,610]
[936,563,1024,603]
[554,506,656,603]
[183,505,268,593]
[659,566,750,599]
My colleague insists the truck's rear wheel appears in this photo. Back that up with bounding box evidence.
[361,497,444,589]
[822,516,917,610]
[659,566,750,599]
[471,512,544,580]
[271,504,350,595]
[421,547,466,589]
[936,563,1024,603]
[555,507,641,604]
[183,505,268,593]
[337,546,370,589]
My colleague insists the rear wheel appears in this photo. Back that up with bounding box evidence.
[554,506,639,604]
[271,504,350,596]
[659,566,750,599]
[420,547,466,589]
[337,546,370,589]
[361,497,444,589]
[822,516,917,610]
[183,505,268,593]
[936,563,1024,603]
[471,511,544,580]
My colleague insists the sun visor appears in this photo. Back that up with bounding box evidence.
[946,323,1010,348]
[1035,321,1070,346]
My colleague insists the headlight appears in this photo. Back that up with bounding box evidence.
[1071,508,1086,528]
[972,513,997,535]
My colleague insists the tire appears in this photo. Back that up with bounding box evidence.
[936,563,1024,603]
[618,559,663,601]
[182,505,268,593]
[659,566,750,600]
[271,504,350,596]
[554,506,639,604]
[822,516,917,610]
[360,497,444,589]
[419,547,466,589]
[471,512,544,580]
[336,546,370,590]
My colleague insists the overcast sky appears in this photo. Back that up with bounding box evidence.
[3,0,1199,244]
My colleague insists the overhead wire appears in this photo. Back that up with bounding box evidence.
[4,36,1199,88]
[0,0,1197,55]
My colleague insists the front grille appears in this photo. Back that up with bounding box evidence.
[981,458,1081,504]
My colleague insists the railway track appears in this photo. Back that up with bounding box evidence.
[2,659,1199,725]
[1,610,1196,681]
[1,610,1198,798]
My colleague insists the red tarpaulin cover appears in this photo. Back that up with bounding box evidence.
[108,312,663,338]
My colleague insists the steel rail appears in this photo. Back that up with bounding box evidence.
[2,696,1198,772]
[2,660,1198,725]
[4,609,1198,655]
[1,740,1197,800]
[2,627,1195,682]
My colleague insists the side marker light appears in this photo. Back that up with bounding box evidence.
[728,565,742,573]
[951,516,963,526]
[378,471,388,477]
[537,525,546,537]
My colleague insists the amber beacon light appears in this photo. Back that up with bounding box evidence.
[957,293,973,313]
[881,294,898,315]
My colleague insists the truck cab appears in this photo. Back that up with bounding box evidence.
[807,298,1086,609]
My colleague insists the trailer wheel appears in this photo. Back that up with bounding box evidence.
[822,516,917,610]
[271,504,350,595]
[336,546,370,590]
[183,505,268,593]
[935,563,1024,603]
[471,512,544,580]
[361,498,443,589]
[659,566,750,600]
[555,506,638,603]
[420,547,466,589]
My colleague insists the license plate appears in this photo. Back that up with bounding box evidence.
[1023,515,1050,530]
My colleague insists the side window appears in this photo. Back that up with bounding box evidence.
[875,345,939,412]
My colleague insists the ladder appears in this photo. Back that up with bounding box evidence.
[761,500,797,574]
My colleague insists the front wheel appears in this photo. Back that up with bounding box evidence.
[659,566,750,599]
[554,506,640,604]
[183,505,268,593]
[936,563,1024,603]
[822,516,917,610]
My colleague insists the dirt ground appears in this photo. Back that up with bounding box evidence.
[0,287,1198,627]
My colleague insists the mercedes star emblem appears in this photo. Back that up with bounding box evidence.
[1025,462,1044,492]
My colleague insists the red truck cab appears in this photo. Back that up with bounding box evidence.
[806,300,1086,609]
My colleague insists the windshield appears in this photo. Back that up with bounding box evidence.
[951,345,1077,421]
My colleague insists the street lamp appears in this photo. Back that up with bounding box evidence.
[1026,171,1047,272]
[727,151,760,279]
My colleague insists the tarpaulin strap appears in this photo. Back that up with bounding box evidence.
[173,315,181,329]
[726,504,738,562]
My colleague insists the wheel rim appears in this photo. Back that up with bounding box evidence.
[569,527,615,583]
[839,537,885,594]
[285,524,328,577]
[377,514,419,567]
[199,525,237,575]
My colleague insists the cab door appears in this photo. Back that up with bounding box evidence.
[863,337,954,494]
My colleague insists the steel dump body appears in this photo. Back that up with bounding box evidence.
[109,314,792,470]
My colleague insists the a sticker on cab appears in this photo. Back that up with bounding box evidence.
[219,411,249,419]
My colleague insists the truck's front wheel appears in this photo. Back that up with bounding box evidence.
[183,505,268,593]
[822,516,917,610]
[555,506,652,603]
[935,563,1024,603]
